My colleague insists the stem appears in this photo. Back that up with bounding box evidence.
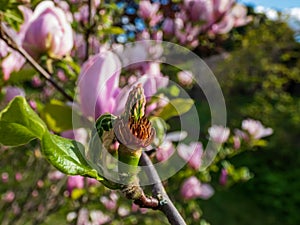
[140,152,187,225]
[0,21,74,102]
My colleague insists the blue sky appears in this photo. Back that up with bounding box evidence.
[239,0,300,10]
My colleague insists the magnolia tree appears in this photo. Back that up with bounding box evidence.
[0,1,272,224]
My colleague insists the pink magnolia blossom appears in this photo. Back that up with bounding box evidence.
[67,175,84,195]
[234,128,248,141]
[156,141,175,162]
[177,142,203,170]
[1,51,26,81]
[230,4,252,27]
[132,203,148,214]
[242,119,273,139]
[208,125,230,144]
[4,86,25,104]
[180,176,214,200]
[219,168,228,186]
[233,135,241,149]
[48,170,65,181]
[118,206,130,217]
[138,0,162,26]
[22,1,73,59]
[31,76,42,87]
[184,0,208,22]
[87,177,98,186]
[2,191,15,203]
[100,192,119,210]
[156,131,187,162]
[74,5,89,23]
[78,51,121,119]
[90,210,110,225]
[15,173,23,182]
[177,70,194,86]
[1,172,9,183]
[0,40,9,58]
[77,208,89,225]
[162,18,174,35]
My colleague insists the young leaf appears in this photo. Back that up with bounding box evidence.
[0,96,46,145]
[156,98,194,120]
[41,132,103,181]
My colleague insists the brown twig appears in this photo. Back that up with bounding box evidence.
[139,152,187,225]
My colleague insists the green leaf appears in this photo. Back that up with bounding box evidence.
[41,100,90,133]
[0,121,37,146]
[41,132,102,180]
[0,96,47,145]
[156,98,194,120]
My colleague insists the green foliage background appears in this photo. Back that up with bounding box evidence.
[200,18,300,225]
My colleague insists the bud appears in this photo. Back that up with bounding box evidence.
[114,84,155,151]
[113,85,155,186]
[22,1,73,58]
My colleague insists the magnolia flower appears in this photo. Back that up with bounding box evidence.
[219,168,228,186]
[233,135,241,149]
[4,86,25,104]
[132,203,148,214]
[1,5,32,80]
[162,18,174,35]
[77,208,89,225]
[208,125,230,144]
[100,192,119,210]
[78,51,121,119]
[156,141,175,162]
[0,40,9,58]
[242,119,273,139]
[67,175,84,195]
[89,210,110,225]
[177,70,194,86]
[184,0,207,22]
[138,0,162,26]
[2,191,15,203]
[48,170,65,181]
[230,4,252,27]
[1,52,26,80]
[180,176,214,200]
[22,1,73,59]
[156,131,187,162]
[1,172,9,183]
[15,173,23,182]
[177,142,203,170]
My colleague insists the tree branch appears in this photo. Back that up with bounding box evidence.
[140,152,187,225]
[0,21,74,102]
